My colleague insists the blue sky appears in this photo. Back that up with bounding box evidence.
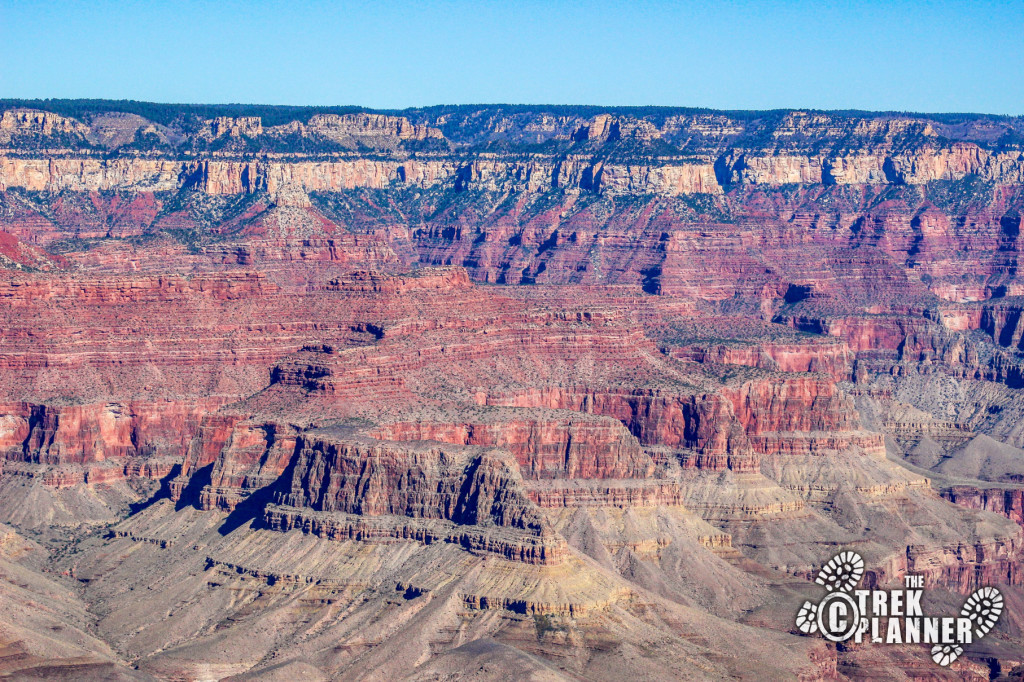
[2,0,1022,114]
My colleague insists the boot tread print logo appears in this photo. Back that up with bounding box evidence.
[815,550,864,592]
[795,551,1003,667]
[962,586,1002,639]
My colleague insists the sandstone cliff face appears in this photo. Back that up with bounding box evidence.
[277,434,538,526]
[0,272,275,305]
[193,112,445,147]
[723,154,825,185]
[0,157,182,192]
[0,399,216,467]
[947,299,1024,352]
[476,377,878,469]
[0,109,89,143]
[721,376,884,458]
[302,113,443,142]
[321,266,472,293]
[203,116,263,139]
[198,421,299,510]
[669,338,853,381]
[943,486,1024,526]
[718,143,1023,186]
[369,415,652,480]
[3,144,1024,200]
[10,148,1022,195]
[475,386,751,471]
[0,156,719,195]
[84,112,171,148]
[4,104,1024,189]
[0,398,225,488]
[264,431,569,564]
[591,161,721,194]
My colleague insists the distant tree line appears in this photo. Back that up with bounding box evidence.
[3,99,1020,130]
[0,99,371,127]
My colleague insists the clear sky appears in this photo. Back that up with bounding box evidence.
[2,0,1022,114]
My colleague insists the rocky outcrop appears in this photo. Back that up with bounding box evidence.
[197,421,299,510]
[0,109,88,142]
[277,434,539,527]
[175,112,441,146]
[300,113,443,142]
[251,431,572,564]
[720,376,878,453]
[476,386,757,471]
[717,143,1006,186]
[264,504,567,565]
[868,538,1023,594]
[0,398,221,476]
[0,272,275,305]
[669,338,853,381]
[204,116,263,139]
[524,479,684,508]
[320,266,471,294]
[2,145,1023,202]
[476,377,875,468]
[0,157,182,192]
[369,414,653,480]
[942,485,1024,526]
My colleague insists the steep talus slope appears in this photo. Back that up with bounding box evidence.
[0,522,146,679]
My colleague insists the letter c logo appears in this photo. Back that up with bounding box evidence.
[816,592,860,642]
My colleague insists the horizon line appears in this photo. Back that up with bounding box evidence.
[1,98,1021,120]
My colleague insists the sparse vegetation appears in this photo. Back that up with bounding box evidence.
[533,614,566,639]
